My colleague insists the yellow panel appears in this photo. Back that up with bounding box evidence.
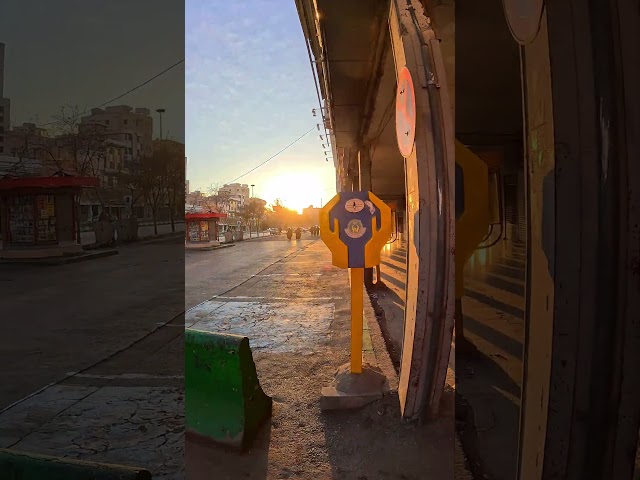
[319,194,348,269]
[364,192,393,268]
[455,140,490,299]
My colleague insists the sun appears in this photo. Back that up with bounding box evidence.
[261,173,324,213]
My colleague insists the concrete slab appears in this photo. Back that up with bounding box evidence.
[319,387,382,410]
[320,363,388,411]
[0,385,183,478]
[186,300,333,354]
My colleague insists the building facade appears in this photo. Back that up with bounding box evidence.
[0,43,11,156]
[219,183,250,206]
[80,105,153,164]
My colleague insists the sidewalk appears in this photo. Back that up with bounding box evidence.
[0,316,184,479]
[185,239,454,480]
[369,239,474,479]
[80,222,185,246]
[217,231,271,243]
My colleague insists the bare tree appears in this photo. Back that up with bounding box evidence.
[155,140,185,233]
[207,183,233,213]
[133,152,166,235]
[48,104,108,177]
[239,198,266,237]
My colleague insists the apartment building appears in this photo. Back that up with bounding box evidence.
[0,43,11,156]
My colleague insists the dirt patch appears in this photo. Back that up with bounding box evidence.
[186,242,453,479]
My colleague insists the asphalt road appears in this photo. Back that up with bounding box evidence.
[0,236,184,410]
[185,234,316,310]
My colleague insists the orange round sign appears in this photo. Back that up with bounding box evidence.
[396,67,416,158]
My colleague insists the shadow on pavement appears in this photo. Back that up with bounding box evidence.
[320,392,454,480]
[456,346,521,480]
[185,421,272,480]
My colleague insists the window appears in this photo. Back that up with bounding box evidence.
[124,119,128,125]
[105,120,110,125]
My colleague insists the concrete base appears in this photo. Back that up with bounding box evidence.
[320,362,388,411]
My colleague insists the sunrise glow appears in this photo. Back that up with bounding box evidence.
[259,172,329,213]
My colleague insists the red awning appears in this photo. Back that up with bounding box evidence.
[0,176,100,190]
[185,212,227,220]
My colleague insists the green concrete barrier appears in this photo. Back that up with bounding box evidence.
[0,449,151,479]
[185,329,272,449]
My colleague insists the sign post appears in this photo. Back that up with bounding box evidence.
[320,191,392,374]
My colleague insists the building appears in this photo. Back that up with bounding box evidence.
[302,205,321,225]
[297,1,639,478]
[0,43,11,156]
[185,157,189,194]
[4,122,50,160]
[80,105,153,164]
[219,183,250,206]
[0,155,98,258]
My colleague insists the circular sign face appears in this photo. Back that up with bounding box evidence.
[345,219,366,239]
[502,0,544,45]
[396,67,416,158]
[345,198,365,213]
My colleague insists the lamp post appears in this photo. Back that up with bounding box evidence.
[156,108,166,140]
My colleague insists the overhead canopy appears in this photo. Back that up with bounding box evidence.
[185,212,227,220]
[0,176,99,191]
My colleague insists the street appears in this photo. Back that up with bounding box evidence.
[0,237,185,479]
[185,233,454,480]
[185,233,313,309]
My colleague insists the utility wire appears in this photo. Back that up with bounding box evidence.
[225,126,316,184]
[36,59,185,128]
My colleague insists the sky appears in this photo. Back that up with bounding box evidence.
[186,0,337,212]
[0,0,184,141]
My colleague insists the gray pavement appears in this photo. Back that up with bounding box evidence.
[0,237,185,478]
[185,234,455,480]
[185,234,314,309]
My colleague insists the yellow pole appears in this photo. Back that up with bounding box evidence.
[350,267,364,373]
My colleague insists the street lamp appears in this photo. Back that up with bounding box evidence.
[156,108,166,140]
[251,184,255,198]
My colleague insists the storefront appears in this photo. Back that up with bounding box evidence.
[0,176,99,259]
[185,212,226,246]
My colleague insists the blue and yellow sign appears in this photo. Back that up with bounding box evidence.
[320,191,392,269]
[319,191,392,373]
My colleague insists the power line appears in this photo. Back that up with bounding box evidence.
[225,127,316,184]
[37,59,185,128]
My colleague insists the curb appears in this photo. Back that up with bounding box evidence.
[186,244,235,252]
[362,283,399,392]
[366,282,403,374]
[0,249,119,266]
[136,232,185,245]
[233,235,272,242]
[0,448,151,480]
